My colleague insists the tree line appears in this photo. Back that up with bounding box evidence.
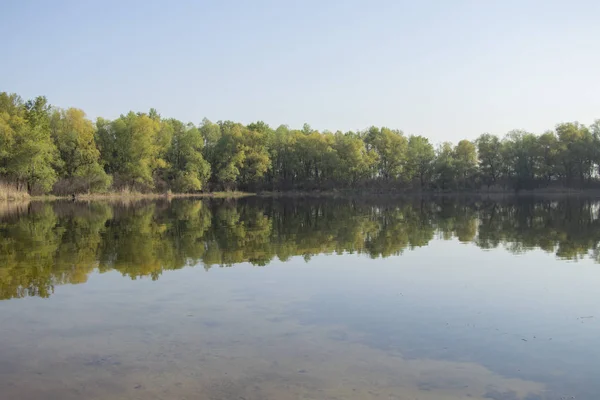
[1,197,599,300]
[2,91,600,194]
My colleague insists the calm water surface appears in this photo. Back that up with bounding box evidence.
[0,197,599,400]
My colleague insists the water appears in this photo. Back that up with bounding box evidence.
[0,196,599,400]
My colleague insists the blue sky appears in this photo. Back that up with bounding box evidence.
[2,0,599,142]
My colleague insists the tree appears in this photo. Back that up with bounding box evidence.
[293,131,337,187]
[537,131,560,183]
[501,130,540,190]
[406,135,435,188]
[10,123,59,193]
[5,89,600,195]
[433,142,455,190]
[0,94,59,193]
[268,124,294,188]
[590,120,600,177]
[555,122,594,187]
[476,133,504,188]
[333,132,378,185]
[242,122,272,186]
[50,108,111,193]
[453,140,477,189]
[165,119,211,192]
[209,121,271,190]
[0,93,25,176]
[364,127,407,181]
[96,111,167,189]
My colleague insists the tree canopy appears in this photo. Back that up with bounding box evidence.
[2,90,600,194]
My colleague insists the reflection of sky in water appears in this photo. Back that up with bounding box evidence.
[1,236,598,399]
[278,241,600,398]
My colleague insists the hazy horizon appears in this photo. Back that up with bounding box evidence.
[2,0,600,141]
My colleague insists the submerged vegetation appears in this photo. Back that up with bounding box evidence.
[1,196,600,300]
[2,91,600,196]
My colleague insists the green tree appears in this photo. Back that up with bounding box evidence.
[4,95,60,193]
[96,111,167,189]
[364,127,407,180]
[501,130,540,190]
[333,132,378,185]
[537,131,560,183]
[165,119,211,192]
[453,139,478,189]
[209,121,271,190]
[433,142,455,190]
[406,135,435,188]
[0,93,25,176]
[555,122,594,187]
[476,133,504,188]
[50,108,111,193]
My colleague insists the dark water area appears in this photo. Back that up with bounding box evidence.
[0,196,599,399]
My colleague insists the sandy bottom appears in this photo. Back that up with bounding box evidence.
[0,276,547,400]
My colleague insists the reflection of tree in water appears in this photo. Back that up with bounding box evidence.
[0,202,110,299]
[476,198,600,260]
[2,196,600,299]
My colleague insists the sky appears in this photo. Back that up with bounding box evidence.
[1,0,600,142]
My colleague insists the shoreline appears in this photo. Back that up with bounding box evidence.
[257,188,600,199]
[74,191,253,200]
[3,188,600,204]
[6,191,254,203]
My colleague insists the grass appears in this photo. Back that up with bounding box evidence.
[0,181,254,203]
[0,183,30,202]
[30,190,255,201]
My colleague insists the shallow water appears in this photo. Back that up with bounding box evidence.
[0,197,599,399]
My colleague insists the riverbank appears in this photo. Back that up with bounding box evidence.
[0,191,254,203]
[78,191,252,200]
[43,191,253,201]
[257,188,600,199]
[4,187,600,204]
[0,183,30,203]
